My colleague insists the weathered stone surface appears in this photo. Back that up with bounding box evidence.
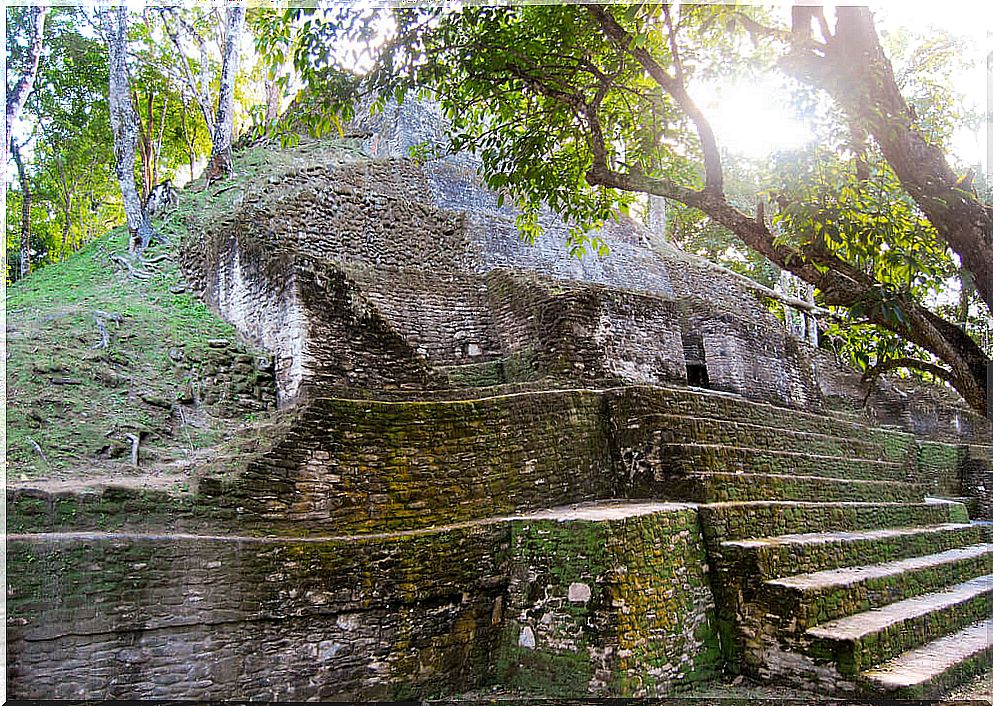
[10,100,993,701]
[498,504,720,697]
[861,619,993,697]
[7,503,722,700]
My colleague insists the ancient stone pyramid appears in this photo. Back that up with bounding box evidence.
[7,100,992,700]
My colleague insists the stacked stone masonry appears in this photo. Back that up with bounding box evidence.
[8,104,993,700]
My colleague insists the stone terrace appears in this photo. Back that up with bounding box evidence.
[6,130,992,700]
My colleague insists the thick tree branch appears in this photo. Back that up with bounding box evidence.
[588,5,723,193]
[585,140,988,414]
[861,357,955,385]
[734,11,793,45]
[159,8,216,137]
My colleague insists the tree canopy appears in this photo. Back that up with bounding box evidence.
[296,3,989,414]
[5,4,991,415]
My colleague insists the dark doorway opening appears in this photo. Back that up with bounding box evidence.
[682,332,710,389]
[686,362,710,388]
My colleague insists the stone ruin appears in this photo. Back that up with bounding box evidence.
[6,100,992,700]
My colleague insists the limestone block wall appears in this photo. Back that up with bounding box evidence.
[189,223,306,401]
[345,264,503,365]
[258,183,469,273]
[595,291,686,385]
[484,270,685,385]
[196,390,617,534]
[7,526,509,701]
[8,505,724,701]
[498,505,720,697]
[916,441,967,497]
[358,105,678,298]
[462,211,677,296]
[293,264,439,394]
[963,445,992,519]
[686,308,820,410]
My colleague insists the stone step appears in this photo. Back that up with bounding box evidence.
[761,544,993,631]
[860,619,993,698]
[721,523,983,580]
[619,386,917,457]
[440,359,508,388]
[660,472,925,505]
[939,496,982,519]
[699,499,971,544]
[656,443,908,482]
[640,414,892,462]
[805,574,993,676]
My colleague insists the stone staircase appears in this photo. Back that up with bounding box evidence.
[625,394,919,503]
[695,478,991,697]
[618,390,991,697]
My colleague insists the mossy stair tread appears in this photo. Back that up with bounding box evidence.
[690,471,916,488]
[661,443,906,480]
[806,574,993,643]
[642,413,890,460]
[701,500,970,542]
[725,522,975,551]
[684,473,925,503]
[860,619,993,691]
[967,444,993,461]
[767,543,993,593]
[640,384,915,442]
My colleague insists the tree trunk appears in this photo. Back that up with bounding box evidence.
[180,98,197,181]
[102,6,155,254]
[62,206,72,254]
[782,6,993,311]
[153,93,169,189]
[10,140,31,279]
[205,4,245,183]
[586,5,990,416]
[265,75,280,126]
[4,4,47,178]
[138,87,155,202]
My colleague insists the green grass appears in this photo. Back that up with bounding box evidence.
[6,227,232,481]
[5,136,370,484]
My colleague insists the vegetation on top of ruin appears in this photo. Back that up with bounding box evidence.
[4,137,357,487]
[5,4,992,415]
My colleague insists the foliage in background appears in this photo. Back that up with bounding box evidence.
[326,3,991,412]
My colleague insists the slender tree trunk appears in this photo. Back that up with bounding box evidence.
[205,4,245,183]
[180,98,197,181]
[102,6,155,253]
[10,140,31,279]
[61,204,72,254]
[153,93,169,189]
[159,10,215,137]
[265,75,280,126]
[53,155,78,258]
[4,4,47,177]
[144,89,155,200]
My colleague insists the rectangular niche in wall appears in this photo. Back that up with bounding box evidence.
[682,331,710,389]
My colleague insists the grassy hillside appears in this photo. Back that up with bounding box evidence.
[5,225,246,485]
[4,139,363,489]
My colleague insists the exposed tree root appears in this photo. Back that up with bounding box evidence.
[91,310,122,349]
[110,254,153,280]
[26,436,49,466]
[125,432,141,467]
